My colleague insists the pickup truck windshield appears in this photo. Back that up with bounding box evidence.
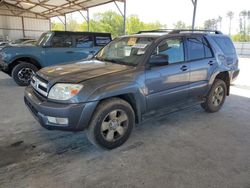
[37,32,53,46]
[96,36,155,66]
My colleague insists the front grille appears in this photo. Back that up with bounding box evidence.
[31,75,48,97]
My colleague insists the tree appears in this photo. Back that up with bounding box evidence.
[51,11,165,37]
[217,16,222,30]
[126,15,144,34]
[240,10,248,41]
[204,19,217,30]
[173,21,187,29]
[227,11,234,36]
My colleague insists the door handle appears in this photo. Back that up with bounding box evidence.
[66,51,74,53]
[89,50,96,54]
[208,60,214,66]
[180,65,188,71]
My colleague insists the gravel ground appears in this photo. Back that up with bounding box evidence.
[0,58,249,188]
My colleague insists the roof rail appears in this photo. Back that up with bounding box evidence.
[137,29,223,34]
[137,29,174,34]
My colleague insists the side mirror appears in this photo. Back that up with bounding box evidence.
[149,54,169,66]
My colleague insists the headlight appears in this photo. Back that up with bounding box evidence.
[48,83,83,100]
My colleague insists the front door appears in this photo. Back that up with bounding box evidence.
[145,37,190,111]
[45,33,76,66]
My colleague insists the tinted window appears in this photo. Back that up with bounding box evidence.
[212,36,236,55]
[51,34,73,48]
[187,37,205,60]
[95,36,111,46]
[75,35,93,48]
[203,38,213,58]
[153,38,184,64]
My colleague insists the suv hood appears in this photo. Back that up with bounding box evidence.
[37,59,133,83]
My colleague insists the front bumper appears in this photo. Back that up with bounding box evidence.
[24,86,98,131]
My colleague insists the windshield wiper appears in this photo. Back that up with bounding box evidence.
[95,57,135,66]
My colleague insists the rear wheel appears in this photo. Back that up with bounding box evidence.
[201,79,227,113]
[87,98,135,150]
[11,62,38,86]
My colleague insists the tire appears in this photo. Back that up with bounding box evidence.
[87,98,135,150]
[201,79,227,113]
[11,62,38,86]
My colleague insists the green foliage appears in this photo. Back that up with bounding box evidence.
[231,33,250,42]
[173,21,186,29]
[51,22,65,31]
[51,11,165,37]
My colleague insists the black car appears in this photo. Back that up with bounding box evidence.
[24,29,240,149]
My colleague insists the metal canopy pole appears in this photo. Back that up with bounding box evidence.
[57,16,66,31]
[87,9,90,32]
[78,10,90,32]
[21,16,25,37]
[114,0,126,35]
[64,14,67,31]
[191,0,197,30]
[123,0,126,35]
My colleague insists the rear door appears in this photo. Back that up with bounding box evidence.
[186,36,216,99]
[145,37,190,111]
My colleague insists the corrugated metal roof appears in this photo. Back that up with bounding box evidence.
[1,0,124,18]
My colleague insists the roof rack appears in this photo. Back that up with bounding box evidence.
[137,29,222,35]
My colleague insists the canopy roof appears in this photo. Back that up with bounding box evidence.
[0,0,124,19]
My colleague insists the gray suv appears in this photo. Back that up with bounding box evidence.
[24,29,240,149]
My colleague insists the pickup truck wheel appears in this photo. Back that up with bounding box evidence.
[87,98,135,150]
[201,79,227,113]
[11,62,38,86]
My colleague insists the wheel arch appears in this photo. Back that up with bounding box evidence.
[214,71,230,95]
[9,56,42,73]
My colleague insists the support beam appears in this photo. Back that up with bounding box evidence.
[49,18,51,31]
[21,16,25,37]
[57,16,66,31]
[87,9,90,32]
[191,0,198,30]
[64,14,67,31]
[114,0,126,35]
[78,10,90,32]
[123,0,126,35]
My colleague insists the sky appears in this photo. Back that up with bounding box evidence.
[53,0,250,34]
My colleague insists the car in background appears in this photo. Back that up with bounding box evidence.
[21,39,37,45]
[24,29,239,149]
[0,41,9,50]
[0,31,112,86]
[9,38,35,45]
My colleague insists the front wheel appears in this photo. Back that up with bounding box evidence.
[11,62,38,86]
[201,79,227,113]
[87,98,135,150]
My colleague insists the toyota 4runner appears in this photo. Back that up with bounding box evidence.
[24,29,240,149]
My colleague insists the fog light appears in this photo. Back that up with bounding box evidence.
[47,116,68,125]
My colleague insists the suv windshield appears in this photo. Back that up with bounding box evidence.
[96,36,155,66]
[37,32,53,46]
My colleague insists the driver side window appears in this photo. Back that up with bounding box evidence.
[152,38,184,64]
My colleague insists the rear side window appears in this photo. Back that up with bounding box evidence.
[75,35,93,48]
[51,34,73,48]
[187,37,213,61]
[212,36,236,55]
[95,36,111,46]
